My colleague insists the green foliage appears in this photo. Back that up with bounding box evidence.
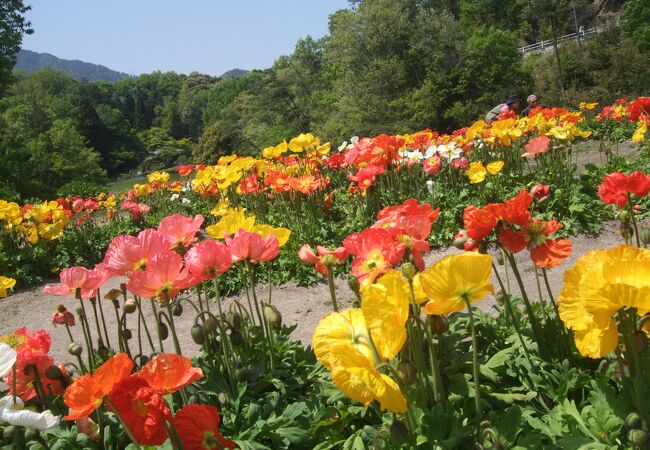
[621,0,650,52]
[193,121,237,163]
[0,0,32,95]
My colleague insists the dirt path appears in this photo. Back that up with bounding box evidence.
[0,222,629,365]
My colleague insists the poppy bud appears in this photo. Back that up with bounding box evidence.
[464,240,479,252]
[625,412,643,430]
[640,227,650,245]
[76,416,100,441]
[120,282,127,293]
[632,330,648,353]
[104,289,122,301]
[620,223,633,241]
[191,325,206,345]
[68,343,83,356]
[496,251,505,266]
[235,367,250,382]
[3,425,17,440]
[139,355,149,365]
[629,429,648,447]
[396,360,417,385]
[348,276,360,297]
[230,330,244,346]
[227,312,242,330]
[203,318,218,333]
[123,329,133,340]
[390,420,409,446]
[158,323,169,340]
[453,230,468,250]
[45,365,63,380]
[217,393,229,405]
[123,299,137,314]
[24,428,39,442]
[619,210,630,224]
[634,204,642,212]
[172,303,183,316]
[478,241,488,254]
[264,304,282,330]
[480,420,492,430]
[531,183,550,201]
[428,315,449,335]
[401,262,417,281]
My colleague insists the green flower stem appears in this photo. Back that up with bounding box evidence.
[111,301,125,353]
[212,279,237,390]
[165,302,183,355]
[135,297,155,353]
[627,201,642,247]
[77,297,96,370]
[95,290,111,348]
[149,298,165,353]
[326,267,339,312]
[89,298,104,347]
[463,296,482,427]
[542,268,573,361]
[504,252,545,349]
[407,280,438,403]
[622,309,648,424]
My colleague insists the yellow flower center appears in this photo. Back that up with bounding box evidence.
[132,398,149,417]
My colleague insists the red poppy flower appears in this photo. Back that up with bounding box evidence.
[598,171,650,208]
[157,214,204,249]
[522,136,550,158]
[531,183,550,200]
[239,174,262,194]
[177,165,195,177]
[108,376,172,446]
[137,353,203,395]
[498,219,572,269]
[373,198,440,240]
[226,229,279,264]
[185,239,232,280]
[64,353,133,420]
[298,244,348,276]
[126,251,198,301]
[343,228,405,285]
[463,189,532,242]
[174,404,236,450]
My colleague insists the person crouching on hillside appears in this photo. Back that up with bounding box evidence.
[486,95,521,124]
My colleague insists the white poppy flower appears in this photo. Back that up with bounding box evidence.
[424,145,437,159]
[181,198,191,205]
[350,136,359,144]
[338,141,348,152]
[0,397,60,430]
[426,180,434,194]
[170,193,180,201]
[0,344,16,378]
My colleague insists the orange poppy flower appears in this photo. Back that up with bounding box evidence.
[498,219,573,269]
[64,353,133,420]
[137,353,203,395]
[108,376,172,446]
[174,404,236,449]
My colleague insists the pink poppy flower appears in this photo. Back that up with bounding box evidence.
[298,244,348,276]
[522,136,551,158]
[157,214,204,249]
[226,230,279,264]
[126,252,197,301]
[44,266,103,299]
[184,239,232,280]
[103,229,174,276]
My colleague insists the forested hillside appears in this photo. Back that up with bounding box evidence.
[2,0,649,201]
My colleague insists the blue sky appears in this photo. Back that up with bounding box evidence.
[21,1,350,76]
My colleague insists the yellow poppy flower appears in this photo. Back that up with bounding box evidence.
[0,276,16,298]
[558,245,650,358]
[465,162,487,184]
[360,270,409,360]
[205,210,255,239]
[486,160,504,175]
[210,199,231,217]
[147,171,170,184]
[579,102,598,110]
[38,221,67,240]
[16,223,39,245]
[312,308,407,413]
[288,133,320,152]
[632,121,648,143]
[252,224,292,247]
[419,253,494,315]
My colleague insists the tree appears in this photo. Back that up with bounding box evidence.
[0,0,32,95]
[621,0,650,52]
[192,121,236,164]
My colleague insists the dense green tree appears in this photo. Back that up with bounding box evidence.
[621,0,650,52]
[192,121,237,163]
[0,0,32,95]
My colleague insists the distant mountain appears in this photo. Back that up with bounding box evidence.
[220,68,248,79]
[14,50,129,82]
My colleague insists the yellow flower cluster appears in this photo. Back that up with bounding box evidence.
[0,276,16,298]
[0,200,71,244]
[465,160,504,184]
[205,207,291,246]
[559,245,650,358]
